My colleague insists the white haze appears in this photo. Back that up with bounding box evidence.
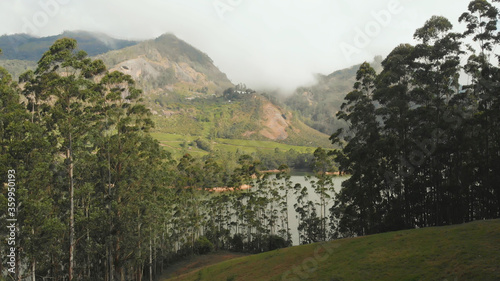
[1,0,473,93]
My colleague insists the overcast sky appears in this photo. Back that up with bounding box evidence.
[1,0,473,92]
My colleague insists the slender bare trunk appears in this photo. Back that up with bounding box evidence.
[86,204,91,280]
[107,121,114,281]
[32,227,36,281]
[137,212,142,281]
[106,245,110,281]
[68,138,75,281]
[149,231,153,281]
[16,248,21,281]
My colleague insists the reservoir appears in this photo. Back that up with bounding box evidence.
[285,175,347,245]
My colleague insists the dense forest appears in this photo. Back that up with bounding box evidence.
[331,0,500,237]
[0,38,337,280]
[1,0,499,281]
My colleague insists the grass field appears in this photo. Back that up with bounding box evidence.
[150,132,319,159]
[165,219,500,281]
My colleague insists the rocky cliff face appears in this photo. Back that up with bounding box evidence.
[258,101,295,141]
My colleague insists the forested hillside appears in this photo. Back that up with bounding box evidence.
[0,31,138,61]
[95,34,333,147]
[284,57,382,135]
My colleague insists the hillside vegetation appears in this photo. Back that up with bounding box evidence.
[151,132,320,159]
[168,220,500,281]
[284,56,382,135]
[0,59,36,80]
[150,94,334,148]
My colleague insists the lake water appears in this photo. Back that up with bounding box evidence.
[285,175,347,245]
[206,174,348,246]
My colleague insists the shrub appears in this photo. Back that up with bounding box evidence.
[267,235,290,251]
[195,138,212,151]
[194,236,214,255]
[230,234,244,252]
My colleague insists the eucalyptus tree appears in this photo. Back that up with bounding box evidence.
[266,170,285,239]
[96,69,164,280]
[291,180,321,245]
[20,38,107,280]
[309,148,336,240]
[0,61,61,281]
[247,175,269,251]
[459,0,500,219]
[411,16,465,225]
[331,62,384,236]
[275,165,293,244]
[331,0,500,237]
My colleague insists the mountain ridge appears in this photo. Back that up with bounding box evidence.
[284,56,383,135]
[96,33,233,96]
[0,30,139,61]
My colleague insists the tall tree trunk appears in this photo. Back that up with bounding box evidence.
[68,135,75,281]
[137,212,142,281]
[115,196,123,281]
[32,226,36,281]
[86,203,91,280]
[16,248,21,281]
[31,258,35,281]
[106,244,110,281]
[107,127,114,281]
[149,231,153,281]
[120,266,125,281]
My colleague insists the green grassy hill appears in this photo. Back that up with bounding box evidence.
[167,220,500,281]
[151,132,321,159]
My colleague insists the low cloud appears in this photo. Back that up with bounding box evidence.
[0,0,471,93]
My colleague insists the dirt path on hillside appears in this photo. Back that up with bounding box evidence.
[159,251,249,280]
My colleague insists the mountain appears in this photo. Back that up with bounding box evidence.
[0,31,139,61]
[284,56,383,135]
[96,33,234,96]
[93,33,332,147]
[0,31,334,147]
